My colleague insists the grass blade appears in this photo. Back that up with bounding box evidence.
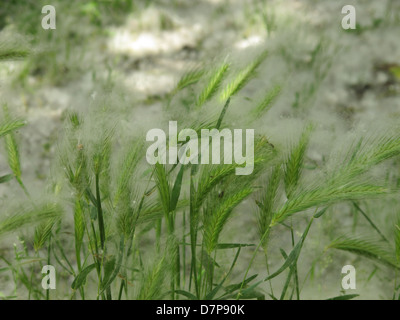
[71,264,96,290]
[0,174,13,184]
[327,294,359,300]
[265,217,313,281]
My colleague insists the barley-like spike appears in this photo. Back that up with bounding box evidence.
[220,50,268,101]
[328,236,399,270]
[196,62,230,108]
[204,188,253,253]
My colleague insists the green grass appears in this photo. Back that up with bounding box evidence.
[1,0,400,301]
[1,48,400,300]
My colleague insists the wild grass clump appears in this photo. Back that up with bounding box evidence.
[1,42,400,301]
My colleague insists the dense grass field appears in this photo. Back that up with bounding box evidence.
[1,0,400,300]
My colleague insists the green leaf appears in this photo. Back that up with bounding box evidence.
[155,163,170,216]
[170,165,184,212]
[265,218,313,281]
[89,205,97,221]
[216,243,255,249]
[237,288,265,300]
[223,274,258,295]
[71,264,96,290]
[279,248,294,300]
[236,280,263,299]
[268,293,278,300]
[314,206,329,218]
[175,290,197,300]
[102,256,116,287]
[85,188,98,209]
[395,215,400,263]
[0,174,13,184]
[74,199,85,266]
[205,247,241,300]
[352,201,389,243]
[327,294,359,300]
[100,236,124,294]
